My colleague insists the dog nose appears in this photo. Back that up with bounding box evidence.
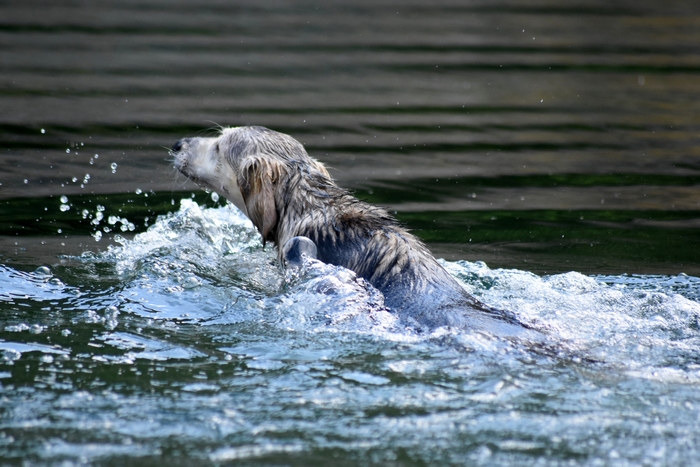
[171,138,190,153]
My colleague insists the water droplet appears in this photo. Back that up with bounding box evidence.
[24,179,28,184]
[135,188,143,195]
[81,209,89,218]
[72,177,78,183]
[211,192,220,203]
[35,266,51,275]
[61,329,72,337]
[183,276,201,289]
[40,128,46,134]
[59,204,70,212]
[94,154,99,159]
[96,205,105,212]
[92,231,103,242]
[105,306,120,319]
[60,195,68,203]
[66,149,71,154]
[111,163,118,173]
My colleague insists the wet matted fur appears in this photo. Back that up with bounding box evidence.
[172,126,525,332]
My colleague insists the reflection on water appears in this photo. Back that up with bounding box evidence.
[1,0,700,465]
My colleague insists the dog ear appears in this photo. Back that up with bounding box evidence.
[237,156,281,246]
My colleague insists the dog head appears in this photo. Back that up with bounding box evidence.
[172,126,330,246]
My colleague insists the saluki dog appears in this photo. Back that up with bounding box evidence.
[172,126,526,333]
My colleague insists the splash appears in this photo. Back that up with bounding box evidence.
[2,200,700,466]
[442,259,700,380]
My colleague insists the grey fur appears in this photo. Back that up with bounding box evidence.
[172,126,526,333]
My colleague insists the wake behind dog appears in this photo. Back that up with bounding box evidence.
[171,126,529,335]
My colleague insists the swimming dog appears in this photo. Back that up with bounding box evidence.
[172,126,525,332]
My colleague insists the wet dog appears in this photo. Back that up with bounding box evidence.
[172,126,525,333]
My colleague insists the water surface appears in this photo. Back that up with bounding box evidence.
[1,0,700,465]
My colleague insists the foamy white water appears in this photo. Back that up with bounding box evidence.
[1,200,699,465]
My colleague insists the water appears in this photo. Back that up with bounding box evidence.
[1,0,700,465]
[2,201,700,466]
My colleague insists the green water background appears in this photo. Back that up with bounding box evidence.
[1,0,698,275]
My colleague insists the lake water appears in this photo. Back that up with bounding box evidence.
[1,1,700,465]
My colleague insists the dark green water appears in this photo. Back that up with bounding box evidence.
[1,1,700,465]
